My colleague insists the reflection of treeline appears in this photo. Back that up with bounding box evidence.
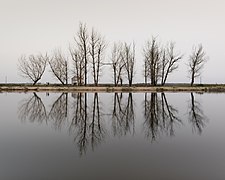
[18,23,208,87]
[143,93,181,141]
[18,92,208,155]
[111,93,135,136]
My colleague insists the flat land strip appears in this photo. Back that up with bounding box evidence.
[1,84,225,93]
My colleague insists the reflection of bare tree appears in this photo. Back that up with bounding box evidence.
[70,93,105,155]
[48,93,68,130]
[188,93,207,134]
[144,93,160,140]
[161,93,181,136]
[18,93,47,123]
[111,93,135,136]
[70,93,88,155]
[143,93,181,141]
[90,93,105,150]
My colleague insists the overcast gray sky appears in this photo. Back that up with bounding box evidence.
[1,0,225,84]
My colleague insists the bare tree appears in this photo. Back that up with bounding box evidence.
[188,44,207,86]
[75,23,89,86]
[111,42,125,86]
[143,38,161,85]
[122,42,135,86]
[89,29,106,86]
[49,49,68,85]
[18,53,48,85]
[70,47,85,85]
[161,42,183,85]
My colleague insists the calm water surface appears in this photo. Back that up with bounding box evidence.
[0,92,225,180]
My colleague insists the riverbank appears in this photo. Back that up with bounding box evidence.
[1,83,225,93]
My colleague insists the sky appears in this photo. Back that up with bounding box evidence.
[1,0,225,84]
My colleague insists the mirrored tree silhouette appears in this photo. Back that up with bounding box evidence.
[70,93,105,155]
[161,93,181,136]
[188,93,208,134]
[111,93,135,136]
[143,93,181,141]
[143,93,161,140]
[70,93,88,155]
[89,93,105,150]
[48,93,68,130]
[18,92,47,123]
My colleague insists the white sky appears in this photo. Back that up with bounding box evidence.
[1,0,225,84]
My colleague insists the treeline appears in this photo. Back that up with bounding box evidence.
[18,23,208,86]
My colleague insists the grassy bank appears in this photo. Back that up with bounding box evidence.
[1,83,225,93]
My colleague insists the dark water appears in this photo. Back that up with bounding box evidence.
[0,92,225,180]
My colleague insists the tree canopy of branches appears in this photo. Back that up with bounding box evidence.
[143,38,182,86]
[161,42,183,85]
[49,49,68,85]
[18,53,48,85]
[111,42,125,86]
[89,29,106,86]
[74,23,89,86]
[70,47,85,86]
[122,42,135,86]
[188,44,207,86]
[143,38,161,85]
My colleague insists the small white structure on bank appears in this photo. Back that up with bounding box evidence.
[71,76,84,85]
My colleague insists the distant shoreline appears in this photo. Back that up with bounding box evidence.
[1,83,225,93]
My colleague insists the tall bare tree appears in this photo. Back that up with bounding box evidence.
[89,29,106,86]
[18,53,48,85]
[161,42,183,85]
[49,49,68,85]
[75,23,89,86]
[70,47,85,85]
[188,44,207,86]
[111,42,125,86]
[122,42,135,86]
[143,38,161,85]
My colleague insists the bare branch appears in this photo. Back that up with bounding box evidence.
[188,44,208,86]
[111,42,126,86]
[49,49,69,85]
[122,42,135,86]
[18,53,48,85]
[89,28,106,86]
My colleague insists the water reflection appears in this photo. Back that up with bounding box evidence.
[143,93,181,141]
[19,92,47,124]
[188,92,208,134]
[111,93,135,136]
[70,93,105,155]
[49,93,68,130]
[18,92,208,155]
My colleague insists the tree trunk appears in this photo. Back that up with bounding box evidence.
[191,72,195,86]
